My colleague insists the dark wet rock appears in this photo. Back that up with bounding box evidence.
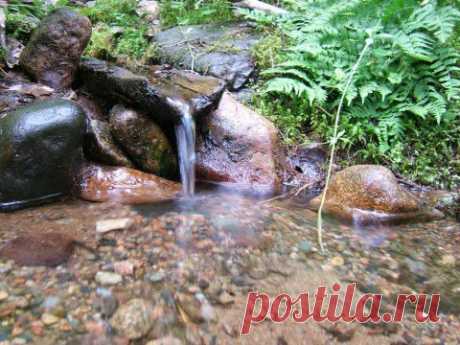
[308,165,444,224]
[0,75,55,114]
[75,93,109,121]
[20,8,91,89]
[285,143,327,197]
[196,92,285,194]
[79,58,225,126]
[231,88,255,104]
[0,99,86,210]
[154,24,259,90]
[5,37,24,68]
[110,104,177,178]
[110,298,154,340]
[77,94,133,167]
[85,119,134,168]
[0,232,77,267]
[78,164,181,204]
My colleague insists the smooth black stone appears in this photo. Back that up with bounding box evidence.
[0,99,86,211]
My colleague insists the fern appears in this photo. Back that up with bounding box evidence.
[246,0,460,188]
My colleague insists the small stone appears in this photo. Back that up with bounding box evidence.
[0,262,12,274]
[217,292,234,306]
[147,272,166,283]
[146,336,183,345]
[30,321,44,337]
[0,303,16,318]
[114,261,135,276]
[41,313,60,326]
[111,299,154,340]
[298,240,313,254]
[0,291,8,302]
[440,254,456,266]
[95,288,118,318]
[176,294,203,323]
[95,272,123,285]
[330,256,345,267]
[96,218,134,233]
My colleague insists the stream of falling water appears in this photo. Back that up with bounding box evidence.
[175,112,196,196]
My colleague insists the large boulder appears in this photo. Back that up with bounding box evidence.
[154,24,259,90]
[78,164,181,204]
[78,58,226,126]
[20,8,91,89]
[196,92,285,194]
[110,104,177,178]
[308,165,444,224]
[0,99,86,211]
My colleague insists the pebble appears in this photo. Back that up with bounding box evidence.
[147,272,166,283]
[96,218,134,233]
[0,262,12,274]
[298,240,313,254]
[0,291,8,302]
[146,336,183,345]
[114,261,135,276]
[95,288,118,318]
[95,272,123,285]
[330,256,345,266]
[217,292,234,306]
[41,313,60,326]
[440,254,456,266]
[111,299,154,340]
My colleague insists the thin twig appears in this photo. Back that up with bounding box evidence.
[316,38,373,254]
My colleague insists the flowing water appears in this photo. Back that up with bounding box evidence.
[0,188,459,343]
[175,112,196,196]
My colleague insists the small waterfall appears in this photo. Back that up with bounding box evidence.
[175,112,196,196]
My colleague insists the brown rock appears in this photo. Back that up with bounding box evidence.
[308,165,444,224]
[110,299,154,340]
[196,92,285,194]
[78,164,181,204]
[0,232,76,267]
[110,104,177,178]
[85,119,134,168]
[79,58,225,126]
[0,74,56,114]
[20,8,91,89]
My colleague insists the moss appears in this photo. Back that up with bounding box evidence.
[160,0,236,28]
[251,31,283,69]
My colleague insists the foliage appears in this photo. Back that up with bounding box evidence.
[5,0,48,41]
[80,0,150,63]
[4,0,152,63]
[244,0,460,189]
[160,0,235,27]
[251,32,284,69]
